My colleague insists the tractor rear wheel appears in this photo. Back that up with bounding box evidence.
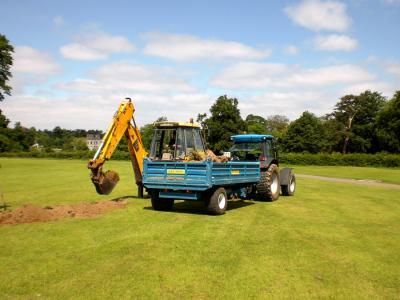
[282,174,296,196]
[256,164,280,201]
[206,187,227,215]
[150,190,174,211]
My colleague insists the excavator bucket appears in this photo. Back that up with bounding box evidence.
[90,169,120,195]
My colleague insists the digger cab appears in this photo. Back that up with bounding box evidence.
[149,121,206,161]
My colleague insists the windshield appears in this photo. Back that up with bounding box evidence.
[150,127,205,160]
[229,142,263,161]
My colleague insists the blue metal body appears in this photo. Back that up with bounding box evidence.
[231,134,274,143]
[142,158,261,200]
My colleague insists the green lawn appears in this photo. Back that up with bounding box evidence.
[288,165,400,184]
[0,158,399,299]
[0,158,139,208]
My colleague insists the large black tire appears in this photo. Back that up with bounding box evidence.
[256,164,280,201]
[150,190,174,211]
[205,187,227,215]
[282,174,296,196]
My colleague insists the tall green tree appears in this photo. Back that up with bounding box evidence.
[204,95,246,153]
[282,111,328,153]
[265,115,289,139]
[0,109,10,128]
[376,91,400,153]
[0,34,14,101]
[245,114,267,134]
[330,91,386,153]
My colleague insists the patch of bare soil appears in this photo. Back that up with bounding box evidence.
[0,199,127,226]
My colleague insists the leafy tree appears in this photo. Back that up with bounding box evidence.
[321,117,343,153]
[0,34,14,101]
[0,109,10,128]
[376,91,400,153]
[71,137,88,151]
[245,114,267,134]
[282,111,328,153]
[204,95,247,153]
[330,91,386,153]
[265,115,289,139]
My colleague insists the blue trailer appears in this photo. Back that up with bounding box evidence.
[143,133,296,215]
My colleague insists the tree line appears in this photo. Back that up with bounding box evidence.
[1,90,399,155]
[197,91,400,155]
[0,112,102,152]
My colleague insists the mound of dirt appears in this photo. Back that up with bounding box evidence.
[0,199,127,226]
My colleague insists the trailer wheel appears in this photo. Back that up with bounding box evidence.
[256,164,280,201]
[282,174,296,196]
[206,187,227,215]
[150,190,174,211]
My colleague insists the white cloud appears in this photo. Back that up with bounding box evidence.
[284,0,351,32]
[385,61,400,78]
[239,91,331,120]
[211,62,288,89]
[60,43,107,60]
[2,92,213,129]
[313,34,358,51]
[142,32,271,61]
[341,82,395,96]
[284,45,299,55]
[284,64,374,86]
[212,63,374,89]
[60,31,135,60]
[12,46,61,75]
[60,61,195,94]
[53,16,65,27]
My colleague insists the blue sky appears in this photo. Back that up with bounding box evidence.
[1,0,399,129]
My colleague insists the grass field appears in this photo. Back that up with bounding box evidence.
[0,158,399,298]
[289,165,400,184]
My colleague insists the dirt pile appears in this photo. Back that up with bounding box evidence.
[0,199,127,226]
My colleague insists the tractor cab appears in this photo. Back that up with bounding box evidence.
[229,134,279,168]
[149,121,206,161]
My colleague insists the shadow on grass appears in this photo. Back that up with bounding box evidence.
[109,195,150,202]
[143,199,255,215]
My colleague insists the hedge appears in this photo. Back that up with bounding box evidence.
[280,152,400,168]
[1,151,400,168]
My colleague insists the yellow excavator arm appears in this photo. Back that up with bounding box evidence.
[88,98,148,196]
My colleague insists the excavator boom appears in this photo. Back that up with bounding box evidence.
[88,99,147,195]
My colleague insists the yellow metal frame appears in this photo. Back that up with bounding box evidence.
[88,99,148,194]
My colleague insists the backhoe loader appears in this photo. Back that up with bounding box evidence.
[87,98,204,197]
[87,98,148,196]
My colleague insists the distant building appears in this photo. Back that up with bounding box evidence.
[86,134,102,150]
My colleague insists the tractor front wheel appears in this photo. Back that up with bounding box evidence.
[282,174,296,196]
[256,164,280,201]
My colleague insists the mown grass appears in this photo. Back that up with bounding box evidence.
[288,165,400,184]
[0,158,138,208]
[0,158,399,299]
